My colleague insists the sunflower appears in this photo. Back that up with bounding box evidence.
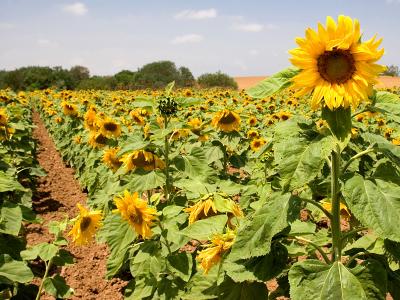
[99,117,121,138]
[84,108,98,131]
[277,111,291,121]
[73,135,82,144]
[61,102,78,117]
[55,117,63,124]
[212,110,241,133]
[196,231,235,274]
[170,129,190,141]
[392,138,400,146]
[250,138,267,152]
[289,15,385,110]
[68,203,102,246]
[88,131,108,148]
[248,116,257,127]
[321,199,351,220]
[247,129,260,139]
[0,108,8,126]
[130,110,146,126]
[103,147,122,171]
[184,193,243,225]
[113,190,157,239]
[120,150,165,172]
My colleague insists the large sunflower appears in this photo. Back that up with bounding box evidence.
[68,203,102,246]
[211,110,241,133]
[121,150,165,172]
[289,15,385,110]
[99,117,121,138]
[113,190,157,239]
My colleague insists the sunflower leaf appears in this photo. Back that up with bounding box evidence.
[246,68,300,99]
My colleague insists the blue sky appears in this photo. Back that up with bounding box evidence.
[0,0,399,76]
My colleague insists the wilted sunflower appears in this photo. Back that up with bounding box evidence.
[103,147,122,171]
[68,203,102,246]
[212,110,241,133]
[250,138,267,152]
[184,193,243,225]
[121,150,165,172]
[99,117,121,138]
[113,190,157,239]
[196,231,235,274]
[0,108,8,126]
[88,131,108,148]
[289,15,385,110]
[61,102,78,117]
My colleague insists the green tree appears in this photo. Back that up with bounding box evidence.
[197,71,238,89]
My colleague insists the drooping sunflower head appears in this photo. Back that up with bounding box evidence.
[290,15,385,110]
[99,117,121,138]
[103,147,122,171]
[68,203,103,246]
[113,190,158,239]
[120,150,165,172]
[196,230,235,274]
[211,110,241,133]
[88,131,109,148]
[0,108,8,126]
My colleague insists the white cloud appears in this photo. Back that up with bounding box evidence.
[63,2,88,16]
[234,23,264,32]
[0,23,15,30]
[171,34,204,45]
[174,8,217,20]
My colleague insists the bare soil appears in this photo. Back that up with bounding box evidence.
[234,75,400,90]
[26,112,127,299]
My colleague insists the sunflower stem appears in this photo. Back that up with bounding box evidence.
[342,147,375,173]
[35,258,53,300]
[164,116,171,202]
[289,236,331,264]
[330,146,342,262]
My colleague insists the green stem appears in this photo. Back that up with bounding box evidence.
[164,117,171,201]
[290,236,331,264]
[342,147,375,173]
[341,227,368,244]
[345,251,367,267]
[331,146,342,262]
[300,198,333,220]
[35,258,53,300]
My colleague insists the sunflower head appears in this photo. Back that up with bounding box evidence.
[0,108,8,126]
[62,102,79,117]
[250,138,267,152]
[99,117,121,138]
[103,147,122,171]
[248,116,257,127]
[113,190,158,239]
[290,15,385,110]
[88,131,108,148]
[84,108,98,131]
[211,110,241,133]
[68,203,102,246]
[121,150,165,172]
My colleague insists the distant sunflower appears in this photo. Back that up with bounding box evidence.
[113,190,157,239]
[289,15,385,110]
[247,129,260,139]
[130,110,146,126]
[84,108,98,131]
[61,102,78,117]
[250,138,266,152]
[88,131,108,148]
[0,108,8,126]
[99,117,121,138]
[121,150,165,172]
[248,116,257,127]
[103,147,122,171]
[55,117,63,124]
[196,231,235,274]
[212,110,241,133]
[68,203,102,246]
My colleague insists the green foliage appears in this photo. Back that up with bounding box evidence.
[197,71,238,89]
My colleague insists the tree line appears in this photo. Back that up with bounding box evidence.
[0,61,238,91]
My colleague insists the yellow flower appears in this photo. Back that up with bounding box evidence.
[121,150,165,172]
[0,108,8,126]
[392,138,400,146]
[277,111,291,121]
[247,129,260,139]
[84,108,98,131]
[130,110,146,126]
[73,135,82,144]
[250,138,266,152]
[184,193,243,225]
[289,15,385,110]
[68,203,102,246]
[170,129,190,141]
[196,231,235,274]
[88,131,108,148]
[103,147,122,171]
[113,191,157,239]
[321,199,351,220]
[61,102,78,117]
[248,116,257,127]
[211,110,241,133]
[55,117,63,124]
[99,117,121,138]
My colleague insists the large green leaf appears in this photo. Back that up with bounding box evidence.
[373,91,400,122]
[218,277,268,300]
[0,201,22,236]
[362,133,400,166]
[289,260,386,300]
[167,252,193,282]
[229,192,300,260]
[181,215,228,241]
[43,274,74,299]
[274,136,335,191]
[246,68,300,99]
[97,214,136,278]
[174,146,210,178]
[343,174,400,242]
[0,171,25,192]
[124,170,166,193]
[321,106,352,143]
[224,242,287,283]
[0,254,34,284]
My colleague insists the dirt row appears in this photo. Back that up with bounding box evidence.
[26,112,127,299]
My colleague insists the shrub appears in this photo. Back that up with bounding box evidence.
[197,71,238,89]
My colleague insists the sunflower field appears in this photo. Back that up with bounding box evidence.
[3,14,400,300]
